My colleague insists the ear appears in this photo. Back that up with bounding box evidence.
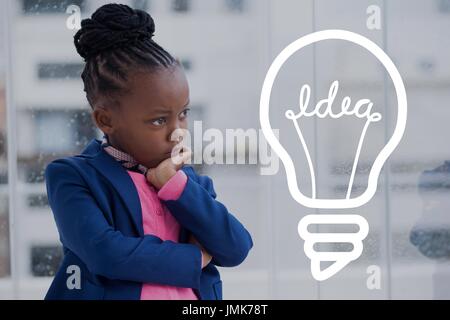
[92,106,115,135]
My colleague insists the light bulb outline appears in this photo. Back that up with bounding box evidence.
[260,29,407,209]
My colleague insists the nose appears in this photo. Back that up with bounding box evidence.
[166,119,184,144]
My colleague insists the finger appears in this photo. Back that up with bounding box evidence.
[171,145,192,168]
[170,143,184,166]
[180,146,192,164]
[176,148,192,170]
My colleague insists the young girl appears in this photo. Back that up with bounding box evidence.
[44,3,253,300]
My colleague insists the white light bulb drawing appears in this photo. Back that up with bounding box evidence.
[260,30,407,281]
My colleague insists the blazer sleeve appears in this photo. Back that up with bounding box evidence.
[45,160,203,289]
[161,166,253,267]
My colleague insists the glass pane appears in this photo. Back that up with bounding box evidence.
[0,10,10,284]
[11,0,98,299]
[387,0,450,299]
[22,0,85,15]
[265,1,318,299]
[312,0,389,299]
[160,0,271,299]
[5,0,446,301]
[9,0,270,299]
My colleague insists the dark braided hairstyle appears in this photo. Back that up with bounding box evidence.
[74,3,178,109]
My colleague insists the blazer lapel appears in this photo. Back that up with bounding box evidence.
[84,140,144,236]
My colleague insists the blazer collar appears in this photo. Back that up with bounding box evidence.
[82,139,144,236]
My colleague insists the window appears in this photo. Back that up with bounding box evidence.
[225,0,245,13]
[438,0,450,13]
[26,194,48,208]
[37,63,83,80]
[172,0,190,13]
[133,0,150,11]
[22,0,85,15]
[30,245,62,277]
[33,109,96,156]
[35,111,76,154]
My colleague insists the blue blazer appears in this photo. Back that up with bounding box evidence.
[44,138,253,300]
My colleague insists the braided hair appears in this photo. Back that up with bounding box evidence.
[74,3,178,109]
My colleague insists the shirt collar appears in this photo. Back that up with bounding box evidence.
[101,134,149,176]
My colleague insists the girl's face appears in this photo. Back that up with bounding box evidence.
[93,65,190,169]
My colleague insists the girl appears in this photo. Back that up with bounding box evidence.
[44,3,253,300]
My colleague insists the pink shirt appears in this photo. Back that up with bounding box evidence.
[126,170,199,300]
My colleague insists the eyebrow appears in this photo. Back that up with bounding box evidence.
[149,100,190,116]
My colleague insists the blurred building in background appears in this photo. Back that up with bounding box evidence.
[0,0,450,299]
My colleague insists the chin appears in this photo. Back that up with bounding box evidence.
[149,156,169,167]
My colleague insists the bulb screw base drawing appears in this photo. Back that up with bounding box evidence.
[298,214,369,281]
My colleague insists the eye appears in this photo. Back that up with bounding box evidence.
[151,117,166,126]
[179,108,190,120]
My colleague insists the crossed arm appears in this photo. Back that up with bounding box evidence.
[45,160,253,288]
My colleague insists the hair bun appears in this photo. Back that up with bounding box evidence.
[74,3,155,61]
